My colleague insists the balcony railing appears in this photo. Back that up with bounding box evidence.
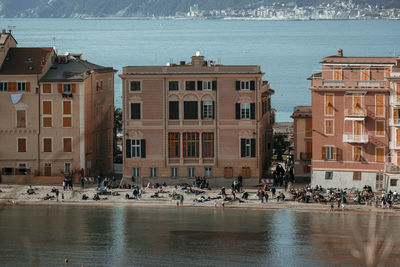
[386,163,400,174]
[390,96,400,106]
[389,141,400,150]
[344,108,367,117]
[300,152,312,161]
[389,118,400,127]
[343,134,369,143]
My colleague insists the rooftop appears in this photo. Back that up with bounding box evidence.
[0,29,17,47]
[291,106,312,118]
[322,49,397,65]
[0,47,53,75]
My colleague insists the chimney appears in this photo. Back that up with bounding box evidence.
[338,49,343,57]
[1,29,5,34]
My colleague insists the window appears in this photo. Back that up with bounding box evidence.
[353,146,362,162]
[322,146,336,161]
[353,171,361,180]
[63,100,72,127]
[376,147,384,163]
[169,101,179,120]
[325,171,333,180]
[202,133,214,158]
[394,107,400,124]
[0,82,8,92]
[44,163,52,176]
[241,103,250,119]
[17,138,26,153]
[171,168,178,177]
[188,167,195,178]
[150,168,157,178]
[205,167,212,178]
[169,81,179,91]
[236,80,255,91]
[203,81,212,91]
[185,81,195,91]
[130,81,141,91]
[240,138,256,158]
[126,139,146,158]
[183,132,199,158]
[202,101,214,119]
[361,68,370,80]
[63,117,72,127]
[17,82,26,92]
[63,138,72,152]
[43,84,51,93]
[17,110,26,128]
[325,94,334,116]
[306,119,312,137]
[376,120,385,137]
[131,103,141,120]
[168,133,180,158]
[42,100,52,127]
[325,119,334,135]
[184,101,198,120]
[390,179,398,187]
[333,67,342,80]
[43,138,52,152]
[132,168,140,177]
[65,163,71,174]
[375,95,384,117]
[63,84,71,93]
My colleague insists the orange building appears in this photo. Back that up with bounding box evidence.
[309,49,397,190]
[0,30,116,183]
[120,53,274,184]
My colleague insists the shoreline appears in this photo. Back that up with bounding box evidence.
[1,184,399,216]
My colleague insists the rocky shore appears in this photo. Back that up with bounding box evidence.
[1,184,399,215]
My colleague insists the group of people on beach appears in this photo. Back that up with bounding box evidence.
[272,163,294,190]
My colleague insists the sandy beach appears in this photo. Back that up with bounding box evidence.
[1,184,399,215]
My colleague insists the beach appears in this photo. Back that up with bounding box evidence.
[1,184,399,215]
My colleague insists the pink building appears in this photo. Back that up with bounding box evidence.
[309,49,397,190]
[0,30,116,184]
[120,53,274,184]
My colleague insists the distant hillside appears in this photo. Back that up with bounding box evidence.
[0,0,399,18]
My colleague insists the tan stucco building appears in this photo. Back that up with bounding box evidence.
[0,30,116,183]
[120,53,274,182]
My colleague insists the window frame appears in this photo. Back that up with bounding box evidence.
[375,94,385,117]
[17,81,26,92]
[132,139,141,158]
[240,103,251,120]
[205,167,212,178]
[168,81,179,91]
[130,102,141,120]
[63,83,71,94]
[375,147,385,163]
[324,93,334,116]
[168,133,180,158]
[202,101,213,120]
[171,167,178,177]
[0,81,8,92]
[326,146,334,160]
[183,132,199,158]
[130,81,141,92]
[63,137,73,153]
[64,163,71,174]
[150,167,157,178]
[188,167,195,178]
[240,81,250,91]
[42,137,53,153]
[324,119,334,136]
[132,167,140,177]
[202,132,214,158]
[203,81,213,91]
[325,171,333,180]
[17,137,27,153]
[375,120,385,137]
[353,146,362,162]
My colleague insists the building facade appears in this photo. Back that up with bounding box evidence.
[291,106,312,179]
[0,30,115,183]
[120,54,274,181]
[309,49,397,190]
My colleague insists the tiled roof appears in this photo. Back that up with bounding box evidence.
[322,56,397,64]
[0,47,53,74]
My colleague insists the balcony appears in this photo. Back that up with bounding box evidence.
[390,141,400,150]
[300,152,312,161]
[344,108,367,118]
[389,118,400,127]
[390,96,400,106]
[343,134,369,143]
[386,163,400,174]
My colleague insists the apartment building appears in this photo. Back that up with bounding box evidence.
[309,49,397,190]
[291,106,312,179]
[120,53,274,182]
[0,30,116,183]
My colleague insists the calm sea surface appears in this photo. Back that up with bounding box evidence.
[1,19,399,121]
[0,205,400,266]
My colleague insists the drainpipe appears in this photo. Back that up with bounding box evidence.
[37,74,41,176]
[215,77,218,168]
[164,78,167,169]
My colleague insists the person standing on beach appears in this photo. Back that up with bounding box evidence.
[81,177,84,188]
[180,195,184,206]
[55,189,59,202]
[264,191,269,202]
[260,190,264,203]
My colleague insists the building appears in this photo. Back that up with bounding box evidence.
[291,106,312,180]
[309,49,397,190]
[120,53,274,183]
[0,30,116,183]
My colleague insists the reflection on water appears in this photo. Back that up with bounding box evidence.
[0,206,399,266]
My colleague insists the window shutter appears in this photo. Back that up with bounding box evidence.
[43,117,52,127]
[58,84,63,93]
[63,117,72,127]
[212,81,217,91]
[212,101,215,119]
[394,108,398,121]
[201,101,204,119]
[43,84,51,93]
[169,101,179,120]
[235,103,240,119]
[26,82,30,92]
[396,129,400,147]
[63,101,71,115]
[17,110,26,128]
[141,139,146,158]
[322,147,327,160]
[240,139,246,157]
[8,82,16,92]
[71,83,76,93]
[43,101,52,115]
[64,138,72,152]
[126,139,131,158]
[197,81,202,91]
[131,103,141,120]
[333,147,337,161]
[250,103,255,119]
[18,139,26,152]
[236,81,240,90]
[43,138,52,152]
[251,138,256,157]
[250,80,255,90]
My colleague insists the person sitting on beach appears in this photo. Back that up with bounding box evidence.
[242,191,248,200]
[93,194,100,201]
[27,185,35,195]
[43,194,54,200]
[82,194,89,200]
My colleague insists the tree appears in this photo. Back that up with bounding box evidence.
[273,133,290,161]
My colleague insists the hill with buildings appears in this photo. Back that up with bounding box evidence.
[0,0,399,19]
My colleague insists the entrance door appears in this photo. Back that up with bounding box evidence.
[44,163,52,176]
